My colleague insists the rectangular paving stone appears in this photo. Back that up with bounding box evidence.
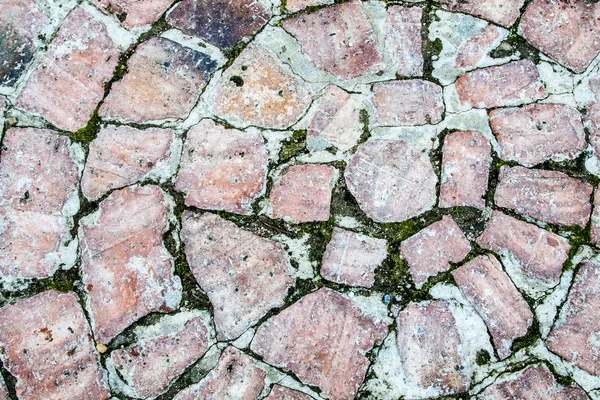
[386,6,423,77]
[373,80,444,126]
[94,0,173,29]
[439,0,523,28]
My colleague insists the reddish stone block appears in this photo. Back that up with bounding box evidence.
[386,6,423,77]
[373,80,444,126]
[95,0,173,29]
[455,25,501,69]
[286,0,331,12]
[265,385,313,400]
[439,0,523,28]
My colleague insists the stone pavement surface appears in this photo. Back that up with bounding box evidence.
[2,0,600,399]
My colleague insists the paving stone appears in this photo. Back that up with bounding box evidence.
[372,80,444,126]
[480,364,589,400]
[281,0,383,80]
[180,212,294,340]
[265,385,313,400]
[495,166,593,227]
[94,0,173,29]
[0,128,79,280]
[286,0,331,12]
[452,254,534,359]
[100,37,217,123]
[0,290,109,400]
[251,288,387,400]
[82,125,174,201]
[520,0,600,73]
[320,227,388,287]
[439,131,491,209]
[16,7,119,132]
[490,103,586,166]
[592,190,600,246]
[270,164,335,223]
[345,139,438,223]
[396,301,470,396]
[175,119,268,215]
[173,346,266,400]
[400,216,471,289]
[438,0,523,28]
[80,185,182,344]
[454,25,502,69]
[386,6,423,77]
[166,0,272,49]
[455,59,546,109]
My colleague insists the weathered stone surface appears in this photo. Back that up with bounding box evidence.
[173,347,266,400]
[166,0,272,49]
[400,216,471,289]
[455,25,502,69]
[0,291,109,400]
[396,301,470,395]
[95,0,173,29]
[520,0,600,73]
[281,0,383,80]
[271,164,335,223]
[265,385,313,400]
[175,119,267,214]
[386,6,423,77]
[251,288,387,400]
[286,0,331,12]
[320,227,388,287]
[439,131,491,209]
[452,255,533,359]
[100,37,217,123]
[490,103,586,166]
[345,139,438,223]
[592,190,600,246]
[0,128,79,280]
[82,125,174,201]
[439,0,523,28]
[181,212,294,340]
[495,166,593,227]
[455,60,546,109]
[16,7,119,131]
[80,185,182,344]
[580,76,600,159]
[372,80,444,126]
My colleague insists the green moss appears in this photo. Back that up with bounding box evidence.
[279,130,307,161]
[511,315,541,354]
[489,32,540,63]
[476,349,491,365]
[71,109,100,143]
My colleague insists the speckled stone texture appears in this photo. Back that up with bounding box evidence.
[439,0,523,28]
[372,80,444,126]
[94,0,173,29]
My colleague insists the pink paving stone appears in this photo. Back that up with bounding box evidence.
[100,37,217,124]
[174,346,266,400]
[0,290,109,400]
[455,25,502,69]
[16,7,119,132]
[386,6,423,77]
[270,164,336,223]
[495,166,593,227]
[455,59,546,109]
[265,385,313,400]
[520,0,600,73]
[0,128,79,280]
[251,288,388,400]
[80,185,182,344]
[180,212,294,340]
[320,227,388,288]
[94,0,173,29]
[490,103,586,167]
[439,131,491,209]
[400,216,471,289]
[175,119,268,215]
[480,364,589,400]
[396,301,470,395]
[281,0,383,80]
[452,254,534,360]
[592,190,600,246]
[81,125,174,201]
[345,139,438,223]
[477,210,570,287]
[439,0,523,28]
[372,80,444,126]
[286,0,331,13]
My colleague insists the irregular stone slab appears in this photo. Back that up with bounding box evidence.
[455,25,502,69]
[400,216,471,289]
[251,288,387,400]
[95,0,173,29]
[100,37,217,123]
[490,104,586,166]
[0,291,109,400]
[16,7,119,131]
[82,125,174,201]
[386,6,423,77]
[265,385,313,400]
[452,255,533,359]
[372,80,444,126]
[173,347,266,400]
[175,119,268,214]
[345,140,438,223]
[206,42,313,129]
[281,0,383,80]
[592,190,600,246]
[181,212,294,340]
[320,227,388,287]
[0,128,79,280]
[495,166,593,227]
[80,185,182,344]
[439,131,491,209]
[455,59,546,109]
[286,0,331,12]
[439,0,523,28]
[520,0,600,73]
[270,164,335,223]
[166,0,272,49]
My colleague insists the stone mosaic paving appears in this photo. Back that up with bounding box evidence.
[1,0,600,399]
